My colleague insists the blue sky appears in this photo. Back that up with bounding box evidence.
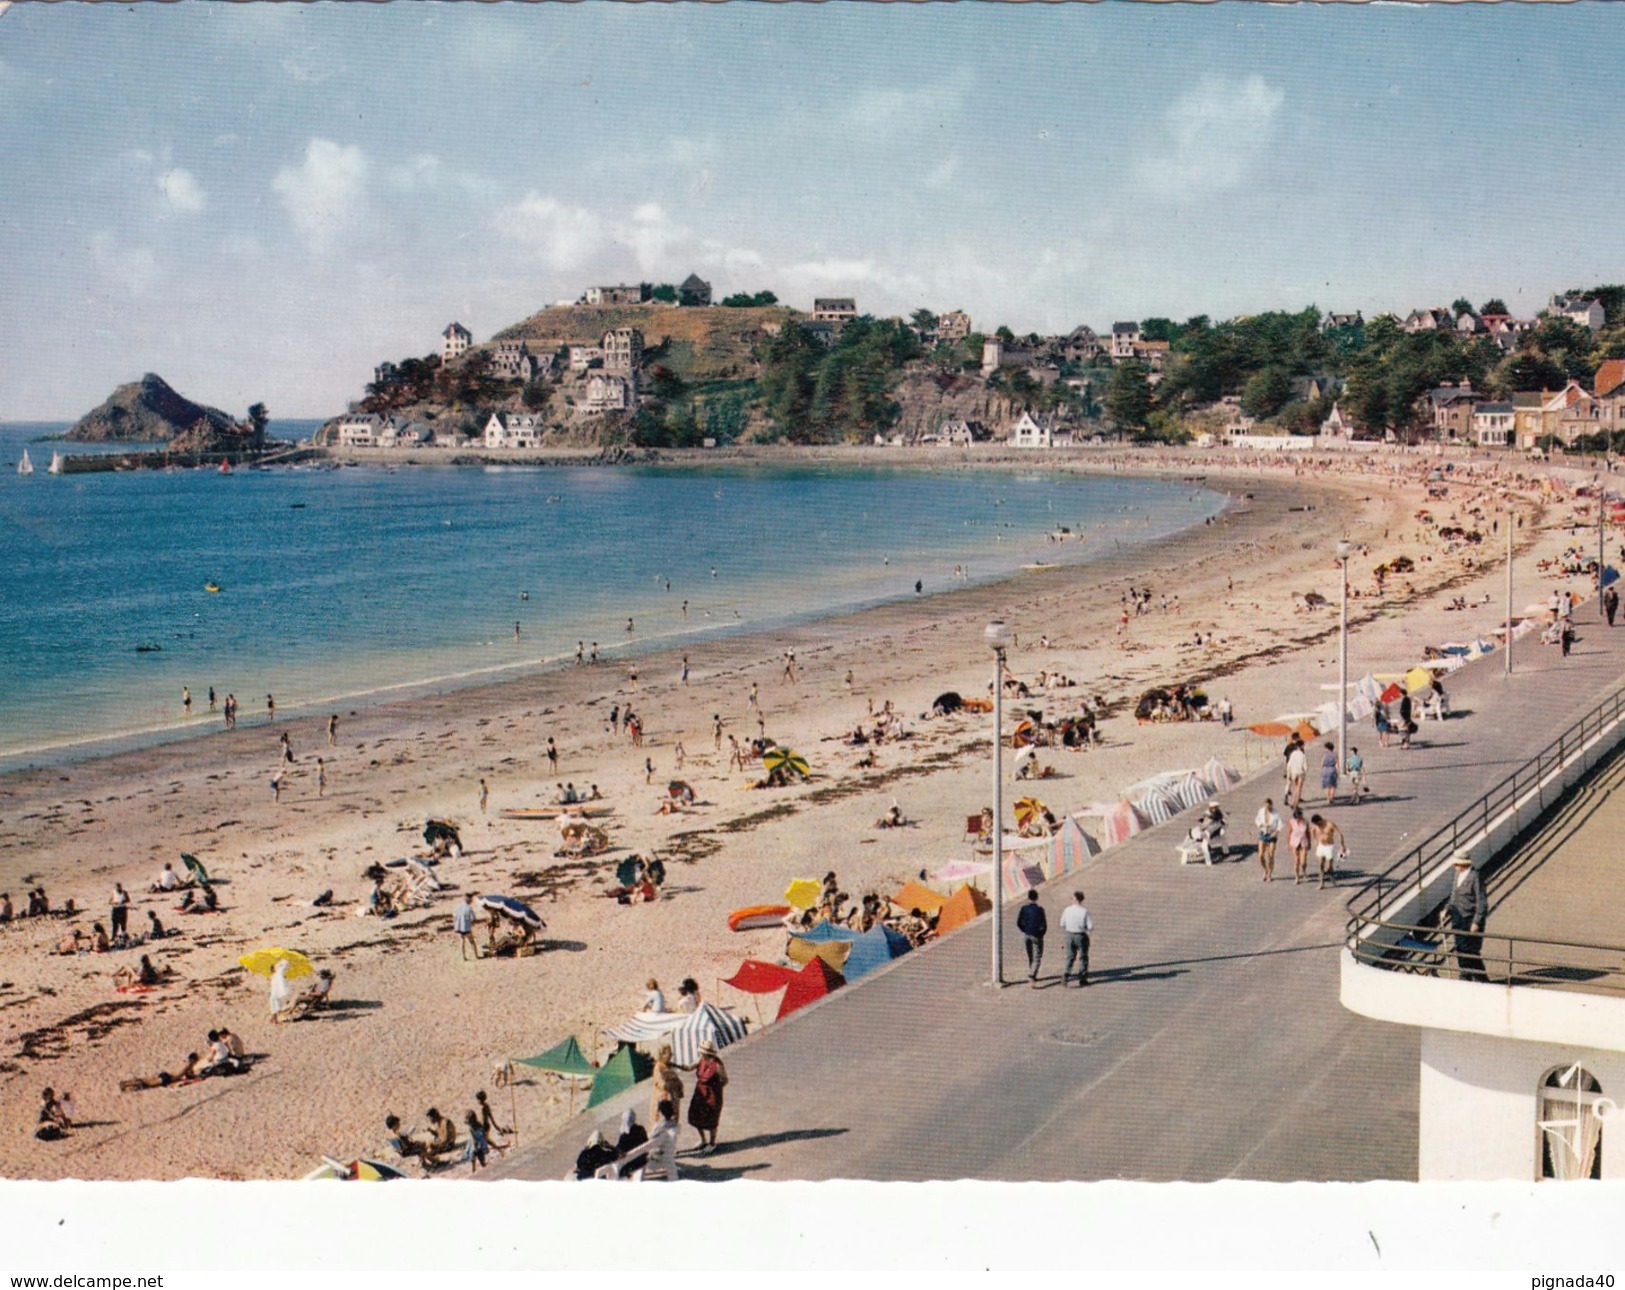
[2,2,1623,419]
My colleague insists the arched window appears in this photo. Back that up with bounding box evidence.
[1538,1063,1605,1181]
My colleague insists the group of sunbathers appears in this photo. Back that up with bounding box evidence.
[119,1025,246,1091]
[3,889,74,922]
[386,1091,509,1172]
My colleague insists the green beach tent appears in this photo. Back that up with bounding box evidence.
[587,1043,653,1109]
[514,1035,597,1079]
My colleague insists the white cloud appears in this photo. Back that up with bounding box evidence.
[497,193,611,272]
[924,155,961,189]
[157,167,206,214]
[1135,74,1285,198]
[89,231,160,296]
[273,139,369,251]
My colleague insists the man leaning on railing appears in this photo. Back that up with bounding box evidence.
[1441,850,1489,982]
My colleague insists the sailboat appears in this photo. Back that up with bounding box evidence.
[17,449,33,475]
[47,451,64,475]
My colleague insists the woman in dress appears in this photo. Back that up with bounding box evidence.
[685,1042,729,1155]
[1287,807,1310,886]
[649,1044,684,1125]
[1319,741,1339,806]
[268,957,292,1021]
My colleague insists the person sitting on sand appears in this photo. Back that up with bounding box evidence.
[423,1108,457,1166]
[367,878,395,919]
[0,893,12,923]
[643,979,669,1014]
[89,923,110,953]
[290,969,335,1017]
[56,928,84,955]
[178,1052,205,1081]
[28,888,49,918]
[200,1029,241,1076]
[875,800,906,829]
[113,954,160,991]
[150,863,185,894]
[35,1088,70,1141]
[384,1114,426,1161]
[676,978,701,1014]
[178,882,218,913]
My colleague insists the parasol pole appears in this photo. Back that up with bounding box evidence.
[511,1074,519,1146]
[1506,502,1514,677]
[1599,487,1607,623]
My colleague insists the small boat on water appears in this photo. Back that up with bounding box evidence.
[219,460,232,474]
[1021,562,1059,572]
[17,450,33,475]
[205,583,222,593]
[728,904,792,932]
[47,451,63,475]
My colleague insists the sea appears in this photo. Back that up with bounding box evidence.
[0,420,1225,766]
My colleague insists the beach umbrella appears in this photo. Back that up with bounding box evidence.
[515,1033,597,1119]
[479,894,545,930]
[615,857,641,887]
[423,818,461,849]
[784,878,822,910]
[1404,666,1433,694]
[1246,720,1294,737]
[666,780,693,801]
[787,936,853,972]
[238,947,314,979]
[1012,796,1047,831]
[762,746,810,778]
[305,1156,407,1182]
[180,853,211,884]
[1011,719,1038,747]
[840,925,910,982]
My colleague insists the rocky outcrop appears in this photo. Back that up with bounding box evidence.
[890,369,1024,439]
[67,373,238,442]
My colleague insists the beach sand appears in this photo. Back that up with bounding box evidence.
[0,447,1596,1179]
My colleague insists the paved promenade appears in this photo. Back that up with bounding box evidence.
[495,601,1625,1183]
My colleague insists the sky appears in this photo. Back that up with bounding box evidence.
[3,2,1624,419]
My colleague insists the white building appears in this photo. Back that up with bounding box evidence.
[441,322,472,363]
[482,412,542,448]
[1551,294,1606,333]
[1473,401,1514,447]
[1008,410,1058,448]
[1110,322,1140,359]
[335,413,383,447]
[1320,402,1355,440]
[567,345,604,372]
[585,372,635,413]
[601,327,643,374]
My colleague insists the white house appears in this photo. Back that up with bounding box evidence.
[1320,402,1355,440]
[1110,322,1140,359]
[601,327,643,374]
[585,373,635,413]
[483,412,542,448]
[335,413,382,447]
[567,345,604,373]
[1008,410,1058,448]
[1472,401,1514,447]
[1551,294,1606,332]
[441,322,472,363]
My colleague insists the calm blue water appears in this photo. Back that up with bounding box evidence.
[0,421,1223,764]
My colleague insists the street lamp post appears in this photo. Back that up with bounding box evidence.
[984,619,1013,989]
[1506,503,1514,677]
[1336,539,1353,782]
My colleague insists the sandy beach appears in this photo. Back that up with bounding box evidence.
[0,446,1601,1180]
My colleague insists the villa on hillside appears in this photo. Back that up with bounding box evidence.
[441,322,472,362]
[568,344,604,372]
[934,310,972,344]
[490,339,539,383]
[585,372,636,413]
[1110,322,1140,358]
[1426,382,1480,440]
[584,284,649,306]
[601,327,643,374]
[1322,311,1363,331]
[1008,410,1062,448]
[336,413,383,447]
[1551,294,1606,332]
[1061,325,1102,363]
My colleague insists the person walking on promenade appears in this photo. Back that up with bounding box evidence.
[1346,746,1367,801]
[1374,701,1391,749]
[1398,692,1414,749]
[1287,806,1309,885]
[454,892,481,961]
[1059,891,1093,986]
[1308,813,1347,889]
[1284,736,1307,807]
[1605,584,1619,627]
[1441,851,1489,982]
[1255,798,1282,882]
[1319,741,1339,806]
[1016,888,1047,984]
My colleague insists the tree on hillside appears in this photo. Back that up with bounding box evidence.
[721,290,778,307]
[1140,318,1179,343]
[1531,316,1599,383]
[1105,361,1153,432]
[1240,368,1293,420]
[910,309,938,333]
[1487,350,1565,399]
[522,379,550,410]
[1452,298,1474,316]
[1481,298,1509,316]
[650,284,678,303]
[995,325,1015,343]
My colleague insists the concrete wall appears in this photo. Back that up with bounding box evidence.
[1419,1028,1625,1181]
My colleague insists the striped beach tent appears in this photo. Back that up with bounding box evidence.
[1202,758,1242,793]
[667,1003,749,1066]
[1085,800,1149,847]
[1166,772,1211,812]
[1132,786,1180,826]
[1049,816,1100,879]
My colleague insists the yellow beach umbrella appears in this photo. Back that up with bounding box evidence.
[1404,666,1433,694]
[784,878,822,911]
[238,947,314,979]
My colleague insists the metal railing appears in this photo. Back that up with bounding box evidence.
[1345,684,1625,989]
[1348,917,1625,994]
